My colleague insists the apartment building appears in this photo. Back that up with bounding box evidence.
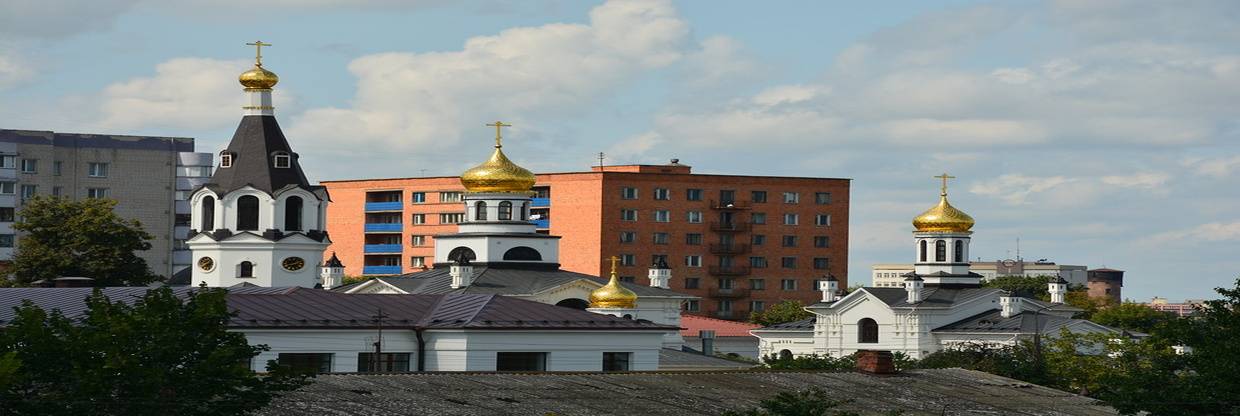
[872,260,1088,288]
[0,129,213,278]
[323,162,850,318]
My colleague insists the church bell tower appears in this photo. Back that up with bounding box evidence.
[907,173,980,287]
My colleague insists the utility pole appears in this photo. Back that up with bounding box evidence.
[372,308,388,372]
[597,152,605,169]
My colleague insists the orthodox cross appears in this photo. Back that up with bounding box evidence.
[607,255,620,275]
[486,121,511,148]
[246,41,271,66]
[935,173,955,196]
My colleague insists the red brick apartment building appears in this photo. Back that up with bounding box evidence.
[322,162,850,318]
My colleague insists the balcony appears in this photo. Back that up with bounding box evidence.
[709,222,751,232]
[364,223,403,233]
[365,202,403,212]
[708,288,751,298]
[363,244,402,254]
[531,197,550,208]
[709,243,750,255]
[708,265,751,276]
[710,200,751,210]
[362,265,403,275]
[531,218,550,229]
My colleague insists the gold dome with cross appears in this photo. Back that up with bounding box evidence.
[912,173,975,233]
[239,40,279,90]
[588,256,638,309]
[459,121,537,194]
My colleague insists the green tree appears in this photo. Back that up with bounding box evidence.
[761,353,856,371]
[4,196,159,286]
[1091,302,1176,333]
[749,300,814,326]
[982,275,1052,300]
[723,387,861,416]
[1143,277,1240,416]
[0,287,309,416]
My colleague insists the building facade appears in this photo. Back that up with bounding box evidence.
[0,129,212,278]
[323,163,850,319]
[1087,268,1124,303]
[871,260,1088,288]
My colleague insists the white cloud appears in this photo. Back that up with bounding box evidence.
[0,0,140,38]
[1186,155,1240,178]
[0,52,33,90]
[1101,172,1170,189]
[969,174,1076,205]
[681,36,760,88]
[1143,221,1240,245]
[752,84,829,107]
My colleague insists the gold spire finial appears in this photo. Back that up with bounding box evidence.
[246,40,272,67]
[589,255,638,309]
[486,121,511,148]
[935,173,955,196]
[608,255,619,277]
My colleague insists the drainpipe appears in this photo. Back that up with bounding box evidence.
[415,327,426,372]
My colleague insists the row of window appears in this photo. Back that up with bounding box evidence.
[614,252,830,270]
[619,231,829,247]
[619,209,830,226]
[198,195,307,232]
[219,152,291,169]
[274,351,633,373]
[919,239,965,263]
[0,157,110,178]
[620,188,832,205]
[0,183,109,199]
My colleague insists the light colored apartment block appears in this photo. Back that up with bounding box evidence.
[872,260,1088,288]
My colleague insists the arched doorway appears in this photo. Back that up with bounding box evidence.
[447,247,476,263]
[858,318,879,343]
[555,298,590,310]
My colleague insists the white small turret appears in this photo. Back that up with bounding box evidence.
[449,255,474,289]
[1048,276,1068,304]
[648,258,671,289]
[904,275,924,303]
[1000,296,1021,318]
[818,274,840,302]
[319,252,345,289]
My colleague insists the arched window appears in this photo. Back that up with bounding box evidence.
[778,349,793,360]
[237,195,260,231]
[935,240,946,262]
[503,246,542,261]
[919,240,927,262]
[555,298,590,310]
[498,201,512,220]
[447,247,476,263]
[201,196,215,231]
[284,196,303,231]
[954,240,964,262]
[238,261,254,278]
[474,201,487,221]
[858,318,878,343]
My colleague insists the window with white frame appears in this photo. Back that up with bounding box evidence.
[88,162,109,177]
[0,155,14,169]
[685,255,702,267]
[0,182,14,195]
[273,152,291,168]
[410,257,426,268]
[440,213,465,224]
[684,300,701,312]
[52,161,62,176]
[20,159,36,173]
[439,192,463,203]
[783,213,799,225]
[620,254,636,266]
[621,187,638,199]
[781,279,797,290]
[783,192,799,204]
[815,214,831,226]
[410,235,427,246]
[411,192,426,203]
[20,185,36,199]
[750,300,765,312]
[410,214,426,224]
[654,210,670,222]
[620,231,636,243]
[685,189,703,201]
[621,209,638,221]
[87,188,109,199]
[219,154,233,168]
[653,232,669,245]
[686,211,703,223]
[815,192,831,204]
[653,188,670,200]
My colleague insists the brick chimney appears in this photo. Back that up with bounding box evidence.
[855,350,895,374]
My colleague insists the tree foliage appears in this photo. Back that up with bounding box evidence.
[749,300,814,327]
[722,387,862,416]
[0,287,309,416]
[982,275,1052,300]
[761,353,856,371]
[1091,302,1176,333]
[4,196,159,286]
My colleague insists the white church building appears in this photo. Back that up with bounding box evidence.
[752,176,1122,359]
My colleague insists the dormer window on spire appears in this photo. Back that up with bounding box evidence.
[273,152,291,168]
[220,152,234,168]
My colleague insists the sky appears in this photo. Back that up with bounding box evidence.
[2,0,1238,302]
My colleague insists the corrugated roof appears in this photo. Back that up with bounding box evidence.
[863,286,1001,308]
[757,317,816,331]
[932,309,1117,334]
[679,314,761,337]
[335,266,694,299]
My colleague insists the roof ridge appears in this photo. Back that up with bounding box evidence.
[683,314,761,327]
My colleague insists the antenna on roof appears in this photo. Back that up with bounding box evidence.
[371,308,389,372]
[597,152,606,170]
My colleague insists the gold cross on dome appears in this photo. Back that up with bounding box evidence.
[607,255,620,276]
[246,41,271,66]
[935,173,955,196]
[486,121,512,148]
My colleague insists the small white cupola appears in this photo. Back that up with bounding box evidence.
[904,274,924,303]
[818,274,840,302]
[1048,276,1068,304]
[320,252,345,289]
[1000,295,1022,318]
[648,257,671,289]
[449,254,475,289]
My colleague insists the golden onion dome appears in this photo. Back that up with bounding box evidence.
[589,257,638,309]
[459,132,536,193]
[913,193,974,233]
[239,65,279,90]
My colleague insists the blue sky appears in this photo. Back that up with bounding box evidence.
[2,0,1238,301]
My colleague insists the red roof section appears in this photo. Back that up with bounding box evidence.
[679,314,761,337]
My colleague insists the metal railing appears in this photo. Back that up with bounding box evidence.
[709,243,751,255]
[708,265,752,276]
[709,222,752,232]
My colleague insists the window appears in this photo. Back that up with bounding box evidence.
[718,299,733,312]
[219,154,233,168]
[621,209,638,221]
[684,299,701,311]
[20,185,36,200]
[813,258,830,270]
[411,214,426,224]
[238,261,254,278]
[237,195,259,230]
[279,353,333,373]
[620,254,636,266]
[718,278,735,289]
[749,257,768,268]
[749,278,766,290]
[747,190,767,203]
[751,234,766,246]
[0,234,12,248]
[686,189,703,201]
[474,201,487,221]
[52,187,62,197]
[0,182,12,195]
[815,192,831,204]
[617,231,636,244]
[781,257,797,269]
[651,254,668,265]
[814,236,829,248]
[497,352,547,371]
[919,240,927,262]
[410,257,426,267]
[751,212,767,224]
[411,192,426,203]
[783,192,799,204]
[621,187,638,199]
[935,240,946,262]
[719,190,736,204]
[858,318,879,343]
[498,201,513,220]
[381,257,401,267]
[750,301,766,312]
[273,152,291,168]
[175,213,191,227]
[51,161,62,176]
[439,192,464,203]
[0,155,14,168]
[652,232,669,245]
[440,213,465,224]
[603,352,632,372]
[685,255,702,267]
[20,159,36,173]
[783,213,799,225]
[654,210,670,222]
[782,235,798,247]
[954,240,964,262]
[284,196,303,230]
[815,214,831,226]
[654,188,670,200]
[686,211,703,223]
[357,353,411,373]
[411,235,427,246]
[781,279,797,291]
[0,208,13,222]
[685,233,703,245]
[86,188,108,199]
[88,162,109,177]
[684,277,701,289]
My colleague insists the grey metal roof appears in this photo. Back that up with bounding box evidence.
[203,115,324,197]
[932,309,1114,334]
[256,368,1117,416]
[335,266,694,299]
[0,287,675,331]
[757,317,816,331]
[0,129,195,152]
[656,348,756,371]
[864,286,1001,308]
